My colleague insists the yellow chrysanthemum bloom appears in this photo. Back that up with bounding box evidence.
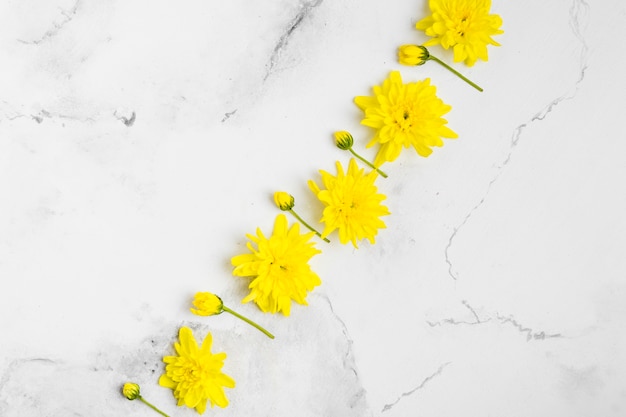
[159,327,235,414]
[334,131,355,150]
[415,0,503,67]
[190,292,224,316]
[308,158,390,248]
[231,214,321,316]
[398,44,430,66]
[354,71,457,166]
[122,382,141,400]
[190,291,275,339]
[273,191,295,211]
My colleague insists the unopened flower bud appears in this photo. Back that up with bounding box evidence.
[334,131,354,150]
[398,45,430,66]
[190,292,224,316]
[122,382,141,400]
[273,191,295,211]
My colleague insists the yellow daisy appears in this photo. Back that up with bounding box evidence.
[416,0,503,66]
[354,71,457,166]
[159,326,235,414]
[231,214,321,316]
[308,158,390,248]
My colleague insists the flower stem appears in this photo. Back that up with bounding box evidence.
[223,305,275,339]
[288,209,330,243]
[348,148,388,178]
[139,396,170,417]
[429,55,483,92]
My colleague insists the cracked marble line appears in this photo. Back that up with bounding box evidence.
[264,0,324,81]
[221,109,238,122]
[496,314,563,342]
[427,301,563,342]
[113,110,136,127]
[17,0,82,45]
[427,300,491,327]
[381,362,451,413]
[0,102,137,126]
[316,293,360,378]
[444,0,590,281]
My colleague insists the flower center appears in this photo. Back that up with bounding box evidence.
[179,359,203,384]
[453,11,472,37]
[393,104,414,132]
[269,259,287,274]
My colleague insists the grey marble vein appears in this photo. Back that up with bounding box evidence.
[495,314,563,342]
[221,109,238,123]
[426,301,563,342]
[17,0,82,45]
[113,110,136,127]
[427,300,491,327]
[444,0,591,281]
[264,0,324,81]
[380,362,451,413]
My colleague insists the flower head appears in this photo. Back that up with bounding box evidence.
[122,382,141,400]
[191,292,224,316]
[308,158,389,248]
[159,327,235,414]
[190,292,275,338]
[354,71,457,166]
[231,214,321,316]
[415,0,503,66]
[334,131,354,150]
[398,45,430,66]
[273,191,295,211]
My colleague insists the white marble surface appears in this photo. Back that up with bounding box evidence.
[1,0,625,416]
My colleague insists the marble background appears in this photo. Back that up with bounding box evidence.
[1,0,625,416]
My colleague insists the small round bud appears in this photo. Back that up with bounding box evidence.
[398,45,430,66]
[334,131,354,150]
[122,382,141,400]
[190,292,224,316]
[273,191,295,211]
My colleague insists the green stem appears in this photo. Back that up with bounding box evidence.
[348,148,388,178]
[289,209,330,243]
[223,305,275,339]
[139,396,170,417]
[429,55,483,92]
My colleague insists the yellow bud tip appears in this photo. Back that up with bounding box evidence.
[190,292,224,316]
[398,45,430,66]
[122,382,141,400]
[333,131,354,150]
[273,191,295,211]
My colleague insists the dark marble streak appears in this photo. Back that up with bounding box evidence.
[17,0,83,45]
[444,0,591,281]
[264,0,325,81]
[380,362,451,413]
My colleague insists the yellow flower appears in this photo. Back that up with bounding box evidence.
[231,214,321,316]
[122,382,171,416]
[334,131,354,150]
[159,327,235,414]
[308,158,389,248]
[272,191,329,242]
[191,292,275,339]
[415,0,503,67]
[122,382,141,400]
[354,71,457,166]
[397,44,483,92]
[190,292,224,316]
[398,45,430,66]
[333,130,388,178]
[273,191,295,211]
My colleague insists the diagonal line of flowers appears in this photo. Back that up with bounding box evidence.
[122,0,503,414]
